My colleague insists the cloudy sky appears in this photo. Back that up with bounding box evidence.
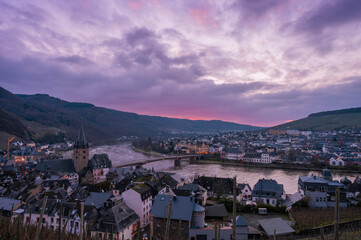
[1,0,361,127]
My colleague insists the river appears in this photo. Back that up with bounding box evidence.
[90,143,359,194]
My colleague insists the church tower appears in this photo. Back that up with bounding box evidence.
[72,126,89,173]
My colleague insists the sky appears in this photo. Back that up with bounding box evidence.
[0,0,361,127]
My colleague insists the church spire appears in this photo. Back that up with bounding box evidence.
[74,126,89,149]
[73,126,90,173]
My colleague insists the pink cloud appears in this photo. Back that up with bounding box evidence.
[189,7,218,27]
[128,0,143,10]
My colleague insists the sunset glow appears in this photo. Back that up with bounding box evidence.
[1,0,361,126]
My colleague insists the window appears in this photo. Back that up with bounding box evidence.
[83,150,86,154]
[172,222,176,229]
[316,197,319,202]
[51,218,54,223]
[76,222,79,229]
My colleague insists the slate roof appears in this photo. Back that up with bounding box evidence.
[89,154,112,169]
[258,218,295,236]
[194,176,234,195]
[132,184,152,201]
[347,177,361,193]
[70,186,90,201]
[238,183,251,191]
[159,174,179,189]
[283,192,304,208]
[236,215,249,227]
[0,197,21,211]
[340,177,352,185]
[92,202,139,233]
[172,189,192,197]
[205,204,228,218]
[299,175,329,184]
[322,169,332,178]
[24,198,58,214]
[151,195,195,222]
[224,147,241,154]
[178,183,205,193]
[193,203,205,212]
[74,126,88,149]
[252,179,284,198]
[42,179,71,189]
[37,159,75,173]
[84,192,112,209]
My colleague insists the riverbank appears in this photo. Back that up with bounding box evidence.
[190,159,361,174]
[131,145,163,157]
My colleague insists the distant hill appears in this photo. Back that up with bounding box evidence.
[272,107,361,131]
[0,87,261,143]
[0,107,30,140]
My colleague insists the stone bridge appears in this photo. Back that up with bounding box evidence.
[113,154,200,168]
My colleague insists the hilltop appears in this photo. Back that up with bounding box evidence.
[272,107,361,131]
[0,87,261,145]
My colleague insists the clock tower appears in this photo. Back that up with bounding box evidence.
[72,126,89,173]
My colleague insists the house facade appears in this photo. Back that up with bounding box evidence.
[90,200,139,240]
[329,157,345,166]
[298,169,347,208]
[252,179,285,206]
[242,153,275,164]
[88,154,112,184]
[122,184,152,228]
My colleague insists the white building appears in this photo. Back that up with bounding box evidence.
[18,200,98,236]
[88,154,112,184]
[329,157,345,166]
[122,184,152,228]
[251,179,285,206]
[242,153,275,164]
[237,183,252,201]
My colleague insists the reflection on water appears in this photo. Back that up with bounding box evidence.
[90,143,359,194]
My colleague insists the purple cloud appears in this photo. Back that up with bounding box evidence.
[55,55,93,65]
[0,0,361,126]
[295,0,361,34]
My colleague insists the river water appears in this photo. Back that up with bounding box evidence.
[90,143,359,194]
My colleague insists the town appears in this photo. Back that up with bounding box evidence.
[1,128,361,239]
[134,128,361,168]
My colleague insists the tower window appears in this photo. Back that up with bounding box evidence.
[83,150,86,154]
[83,156,86,159]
